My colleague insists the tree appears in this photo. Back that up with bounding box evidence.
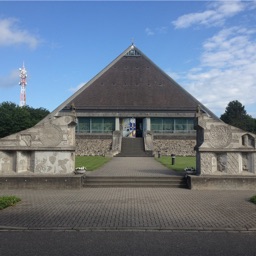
[220,100,256,133]
[0,102,50,138]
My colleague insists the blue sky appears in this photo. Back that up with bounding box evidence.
[0,0,256,117]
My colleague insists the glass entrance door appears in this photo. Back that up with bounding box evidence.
[121,118,144,138]
[136,118,143,137]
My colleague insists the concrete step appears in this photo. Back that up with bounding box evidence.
[116,138,153,157]
[117,151,153,157]
[83,176,188,188]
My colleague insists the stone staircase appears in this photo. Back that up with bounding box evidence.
[116,138,153,157]
[82,176,188,188]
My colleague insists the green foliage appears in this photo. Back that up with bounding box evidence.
[0,196,21,210]
[75,156,111,171]
[156,156,196,172]
[220,100,256,133]
[250,195,256,204]
[0,101,50,138]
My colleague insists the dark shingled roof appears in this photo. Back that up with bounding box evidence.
[72,56,197,111]
[45,45,217,120]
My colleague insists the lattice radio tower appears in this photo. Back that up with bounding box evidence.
[19,63,27,107]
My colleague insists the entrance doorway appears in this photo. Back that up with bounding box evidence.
[121,118,143,138]
[136,118,143,137]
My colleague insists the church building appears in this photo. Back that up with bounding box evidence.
[47,44,217,157]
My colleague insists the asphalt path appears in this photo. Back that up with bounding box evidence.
[1,230,256,256]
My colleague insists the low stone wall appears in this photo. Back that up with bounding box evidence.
[76,134,196,156]
[0,175,83,189]
[153,138,196,156]
[188,175,256,190]
[76,135,112,156]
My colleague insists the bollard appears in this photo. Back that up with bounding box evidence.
[171,154,176,165]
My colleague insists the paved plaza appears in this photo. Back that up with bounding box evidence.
[0,188,256,231]
[0,157,256,232]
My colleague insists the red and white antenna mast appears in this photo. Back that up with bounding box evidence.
[19,63,27,107]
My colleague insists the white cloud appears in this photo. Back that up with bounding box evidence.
[0,69,20,88]
[201,27,256,68]
[172,0,246,29]
[145,27,155,36]
[0,18,40,49]
[166,70,181,81]
[145,26,168,36]
[68,82,85,93]
[181,27,256,116]
[156,26,168,34]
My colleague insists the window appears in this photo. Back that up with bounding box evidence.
[104,118,115,133]
[163,118,174,132]
[151,118,164,133]
[175,118,187,133]
[76,118,90,133]
[76,117,115,134]
[126,49,141,56]
[151,118,195,134]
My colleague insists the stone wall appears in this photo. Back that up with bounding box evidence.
[153,138,196,156]
[76,135,112,156]
[76,134,196,157]
[0,116,77,175]
[195,112,256,175]
[188,175,256,190]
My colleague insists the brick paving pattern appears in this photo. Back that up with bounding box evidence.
[0,188,256,231]
[0,157,256,231]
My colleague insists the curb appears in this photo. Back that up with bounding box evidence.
[0,226,256,233]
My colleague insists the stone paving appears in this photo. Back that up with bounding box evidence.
[0,188,256,231]
[0,157,256,232]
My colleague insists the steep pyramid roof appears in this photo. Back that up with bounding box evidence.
[48,44,217,119]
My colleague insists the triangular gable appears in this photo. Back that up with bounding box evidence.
[42,45,219,122]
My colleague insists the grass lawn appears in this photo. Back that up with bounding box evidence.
[155,156,196,172]
[75,156,112,171]
[0,196,21,210]
[250,195,256,204]
[76,156,195,172]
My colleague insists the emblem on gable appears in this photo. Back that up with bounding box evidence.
[39,124,63,147]
[209,125,232,148]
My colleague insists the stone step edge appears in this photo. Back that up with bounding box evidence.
[83,184,188,188]
[85,176,185,180]
[84,180,186,183]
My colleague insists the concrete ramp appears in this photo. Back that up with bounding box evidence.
[87,157,179,177]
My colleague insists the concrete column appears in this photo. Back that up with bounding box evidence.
[16,151,30,173]
[115,117,120,131]
[0,151,14,173]
[143,118,151,131]
[243,135,249,146]
[253,153,256,174]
